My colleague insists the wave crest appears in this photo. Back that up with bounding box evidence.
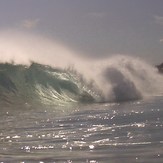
[0,56,163,107]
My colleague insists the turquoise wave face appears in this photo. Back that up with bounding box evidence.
[0,62,102,107]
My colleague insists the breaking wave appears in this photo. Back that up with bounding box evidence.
[0,56,163,107]
[0,62,102,107]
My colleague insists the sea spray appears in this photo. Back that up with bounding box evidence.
[0,30,163,106]
[97,56,163,102]
[0,30,80,67]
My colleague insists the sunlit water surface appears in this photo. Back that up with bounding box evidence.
[0,96,163,163]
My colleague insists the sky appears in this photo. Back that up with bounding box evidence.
[0,0,163,64]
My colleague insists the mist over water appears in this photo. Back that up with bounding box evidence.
[0,30,78,66]
[0,30,163,104]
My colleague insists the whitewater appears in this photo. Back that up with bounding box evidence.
[0,31,163,163]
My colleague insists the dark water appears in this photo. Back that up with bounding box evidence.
[0,96,163,163]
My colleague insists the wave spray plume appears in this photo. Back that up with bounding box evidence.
[0,30,163,107]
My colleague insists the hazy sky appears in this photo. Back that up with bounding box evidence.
[0,0,163,64]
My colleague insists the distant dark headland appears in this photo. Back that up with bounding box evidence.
[156,63,163,73]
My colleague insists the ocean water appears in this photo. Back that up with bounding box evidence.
[0,97,163,163]
[0,56,163,163]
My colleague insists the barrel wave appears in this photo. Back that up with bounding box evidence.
[0,62,102,107]
[0,56,163,107]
